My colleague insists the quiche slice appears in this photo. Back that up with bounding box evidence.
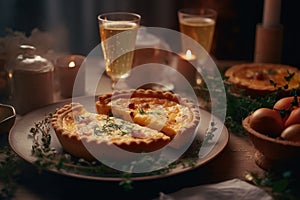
[225,63,300,97]
[52,103,171,161]
[95,89,200,148]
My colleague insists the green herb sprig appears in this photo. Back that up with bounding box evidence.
[202,121,217,145]
[29,113,56,159]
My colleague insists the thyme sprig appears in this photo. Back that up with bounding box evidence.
[29,113,56,159]
[202,121,217,146]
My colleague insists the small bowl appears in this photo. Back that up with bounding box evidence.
[0,104,16,134]
[242,116,300,170]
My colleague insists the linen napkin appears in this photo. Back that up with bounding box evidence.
[157,178,273,200]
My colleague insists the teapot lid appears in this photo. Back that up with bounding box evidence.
[6,44,53,73]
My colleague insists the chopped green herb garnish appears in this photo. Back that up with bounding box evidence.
[100,117,130,135]
[268,69,277,75]
[284,70,295,82]
[138,107,147,115]
[269,79,277,88]
[93,125,103,136]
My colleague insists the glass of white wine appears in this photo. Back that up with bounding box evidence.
[178,8,217,87]
[98,12,141,90]
[178,8,217,57]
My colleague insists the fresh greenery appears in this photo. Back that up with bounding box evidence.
[0,145,24,199]
[245,170,300,200]
[224,87,277,134]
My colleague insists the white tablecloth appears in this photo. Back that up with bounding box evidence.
[157,178,273,200]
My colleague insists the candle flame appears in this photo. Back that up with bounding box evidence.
[186,50,193,59]
[8,72,13,79]
[68,61,76,68]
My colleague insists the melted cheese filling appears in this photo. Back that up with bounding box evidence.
[62,111,168,141]
[109,97,194,137]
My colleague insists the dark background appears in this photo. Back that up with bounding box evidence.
[0,0,299,67]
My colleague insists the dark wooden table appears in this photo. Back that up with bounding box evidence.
[1,59,268,199]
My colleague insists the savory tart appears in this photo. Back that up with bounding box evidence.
[95,89,200,148]
[52,102,171,161]
[225,63,300,97]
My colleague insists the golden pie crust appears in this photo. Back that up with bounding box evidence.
[52,102,171,161]
[95,89,200,148]
[225,63,300,96]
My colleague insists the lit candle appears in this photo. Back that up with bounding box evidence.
[69,61,76,68]
[56,55,85,98]
[176,50,197,86]
[263,0,281,27]
[181,50,196,61]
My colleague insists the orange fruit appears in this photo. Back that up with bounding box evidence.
[284,107,300,128]
[250,108,284,138]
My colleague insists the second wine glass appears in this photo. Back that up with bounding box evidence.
[178,8,217,55]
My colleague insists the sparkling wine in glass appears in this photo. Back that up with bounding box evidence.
[178,8,217,58]
[178,8,217,86]
[98,12,141,89]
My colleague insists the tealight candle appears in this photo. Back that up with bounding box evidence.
[180,50,196,61]
[56,55,85,98]
[176,50,197,86]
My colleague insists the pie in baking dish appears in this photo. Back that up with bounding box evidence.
[95,89,200,148]
[52,102,171,161]
[225,63,300,96]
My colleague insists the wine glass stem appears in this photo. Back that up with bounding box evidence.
[111,80,117,90]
